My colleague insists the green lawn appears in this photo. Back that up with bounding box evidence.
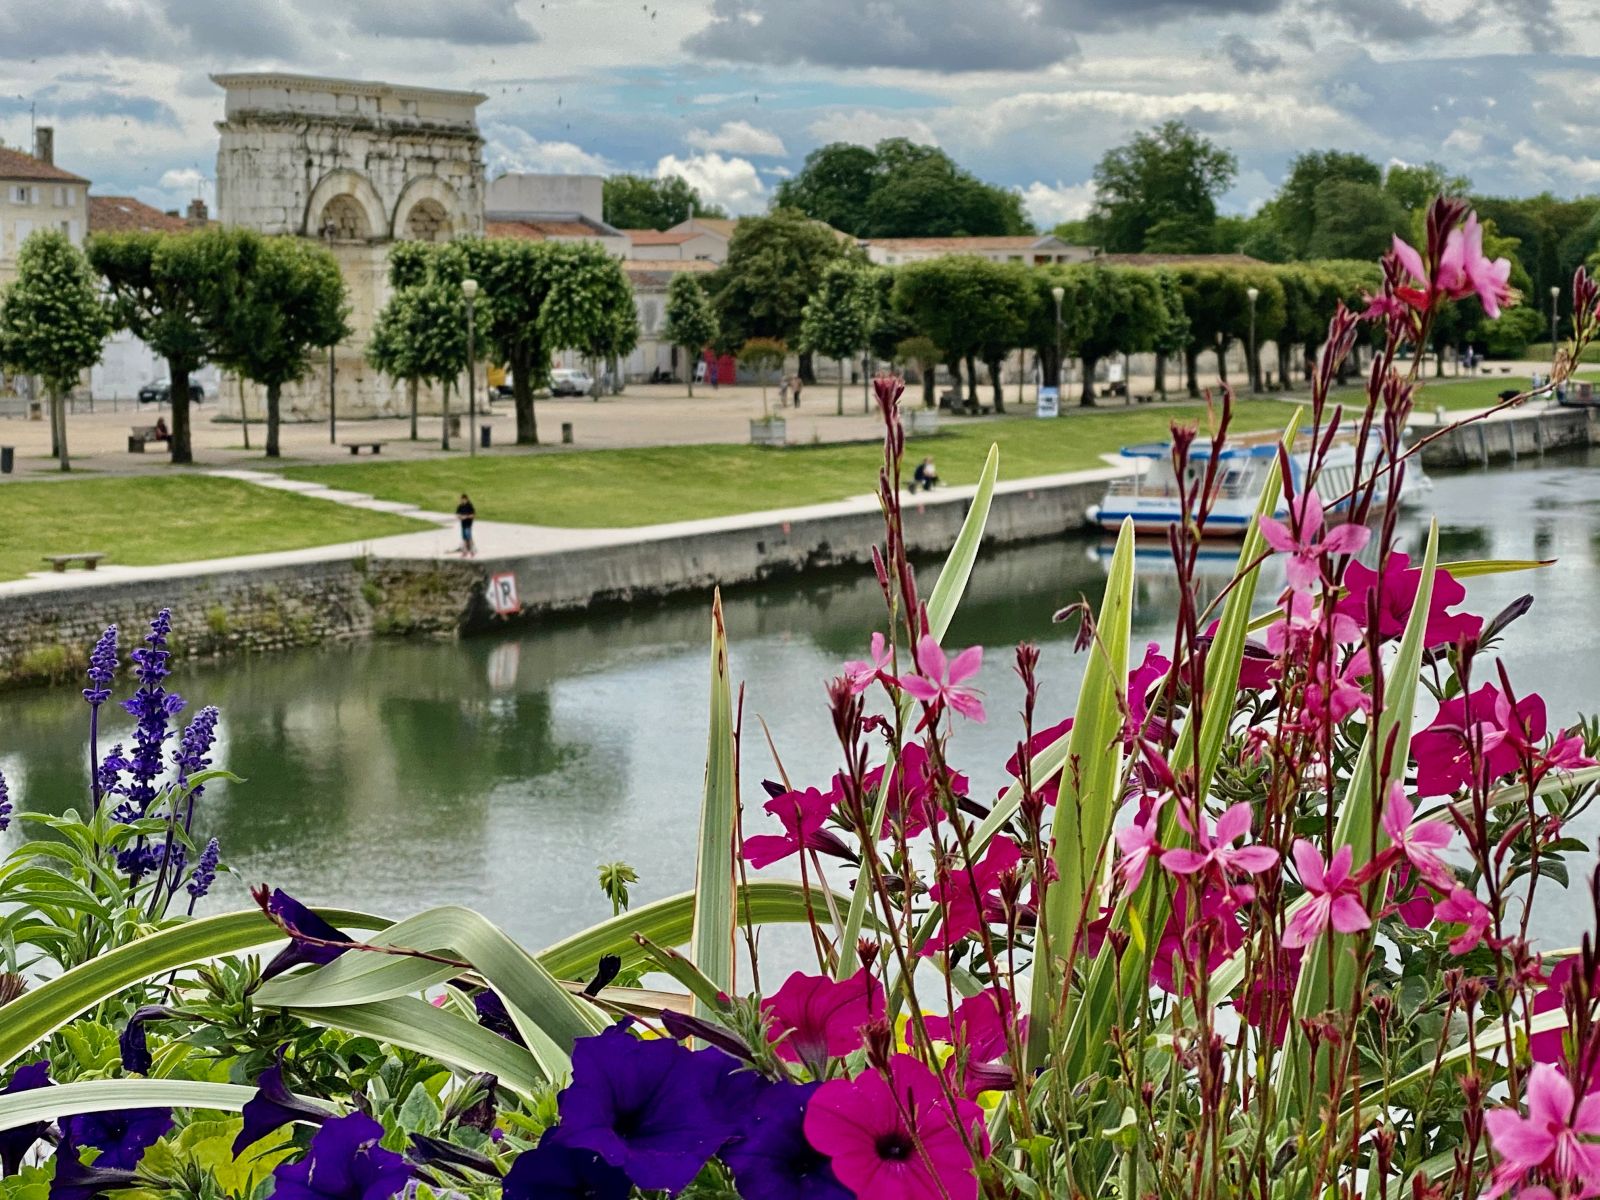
[1410,368,1595,411]
[0,476,430,582]
[279,399,1298,528]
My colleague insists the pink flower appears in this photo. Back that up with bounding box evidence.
[1125,642,1172,742]
[1151,882,1245,996]
[1438,213,1514,319]
[1114,797,1167,892]
[1435,886,1492,955]
[843,633,893,695]
[867,744,970,840]
[1530,959,1600,1075]
[1389,234,1432,311]
[1259,491,1371,593]
[1484,1063,1600,1198]
[1544,732,1597,775]
[1412,684,1545,798]
[1281,841,1370,949]
[1334,553,1482,648]
[805,1054,988,1200]
[1265,589,1361,657]
[1380,784,1455,890]
[1160,802,1279,886]
[762,969,886,1070]
[897,636,985,726]
[924,836,1022,955]
[1303,654,1371,725]
[925,988,1023,1100]
[743,786,852,869]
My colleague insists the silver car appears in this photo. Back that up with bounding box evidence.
[549,368,594,396]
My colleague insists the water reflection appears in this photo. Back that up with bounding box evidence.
[2,449,1599,947]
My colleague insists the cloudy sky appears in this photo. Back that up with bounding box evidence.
[0,0,1595,226]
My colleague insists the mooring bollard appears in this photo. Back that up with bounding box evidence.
[561,422,574,444]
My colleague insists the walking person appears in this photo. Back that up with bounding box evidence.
[779,376,791,408]
[791,374,803,408]
[709,358,719,391]
[455,493,477,558]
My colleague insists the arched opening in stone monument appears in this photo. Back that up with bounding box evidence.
[402,198,452,242]
[318,194,372,241]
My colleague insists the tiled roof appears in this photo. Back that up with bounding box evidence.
[1095,253,1265,267]
[486,217,616,240]
[486,220,545,240]
[0,145,88,184]
[624,259,718,288]
[88,195,190,234]
[625,229,697,245]
[686,217,737,238]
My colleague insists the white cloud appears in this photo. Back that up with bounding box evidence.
[686,120,787,157]
[158,166,206,193]
[1020,180,1095,227]
[655,151,767,214]
[805,109,939,147]
[1442,127,1484,154]
[484,123,612,176]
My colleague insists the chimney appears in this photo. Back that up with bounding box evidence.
[33,126,52,165]
[186,198,209,227]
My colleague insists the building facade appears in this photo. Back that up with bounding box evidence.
[0,128,89,288]
[864,234,1094,267]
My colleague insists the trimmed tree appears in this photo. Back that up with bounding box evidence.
[893,255,1029,408]
[1054,264,1169,406]
[217,237,350,459]
[895,335,942,409]
[367,281,469,448]
[537,242,638,401]
[663,273,718,398]
[738,337,787,417]
[0,229,110,472]
[800,260,876,415]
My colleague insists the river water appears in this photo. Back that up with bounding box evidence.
[3,450,1599,949]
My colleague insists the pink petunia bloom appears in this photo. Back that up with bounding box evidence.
[1160,802,1279,885]
[1259,491,1372,593]
[805,1053,989,1200]
[1380,784,1456,891]
[1334,553,1483,649]
[1412,684,1546,798]
[843,632,894,695]
[1484,1063,1600,1198]
[1438,213,1515,319]
[762,969,886,1070]
[1151,882,1246,996]
[897,636,985,727]
[743,786,852,869]
[866,743,970,840]
[1435,886,1492,955]
[1125,641,1172,742]
[924,836,1023,955]
[1282,841,1371,949]
[1239,946,1303,1046]
[925,988,1024,1100]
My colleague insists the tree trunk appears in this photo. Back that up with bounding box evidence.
[52,386,69,472]
[1015,353,1024,408]
[986,357,1006,413]
[1185,347,1201,398]
[1154,352,1167,399]
[409,377,419,440]
[798,349,815,386]
[169,362,193,464]
[964,353,978,404]
[685,346,695,398]
[1214,339,1229,387]
[442,378,453,450]
[47,381,59,459]
[836,358,844,416]
[266,382,282,458]
[1080,354,1098,406]
[239,376,251,450]
[512,353,539,445]
[922,363,935,409]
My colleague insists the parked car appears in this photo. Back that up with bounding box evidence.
[549,368,594,397]
[137,380,205,405]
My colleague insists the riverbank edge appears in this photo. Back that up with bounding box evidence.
[0,472,1114,693]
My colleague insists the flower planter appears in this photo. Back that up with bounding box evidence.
[907,409,940,436]
[749,417,787,447]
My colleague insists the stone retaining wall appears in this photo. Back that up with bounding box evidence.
[1417,407,1595,468]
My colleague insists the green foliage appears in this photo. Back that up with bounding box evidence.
[0,229,110,393]
[1273,150,1383,258]
[737,337,786,374]
[663,273,719,395]
[1385,161,1471,210]
[1089,120,1237,252]
[602,174,726,231]
[708,208,851,348]
[891,256,1032,397]
[1306,179,1412,260]
[799,260,876,364]
[776,138,1032,238]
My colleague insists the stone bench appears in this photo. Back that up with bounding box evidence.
[128,425,166,452]
[43,552,106,572]
[342,441,387,455]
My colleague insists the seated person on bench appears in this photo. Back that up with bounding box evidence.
[153,417,169,441]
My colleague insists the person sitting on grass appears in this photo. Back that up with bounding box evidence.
[912,456,938,493]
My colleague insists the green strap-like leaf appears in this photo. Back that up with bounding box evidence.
[0,1080,265,1132]
[691,590,737,1017]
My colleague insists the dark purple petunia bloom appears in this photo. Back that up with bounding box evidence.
[59,1109,172,1172]
[268,1112,413,1200]
[187,838,220,904]
[83,626,118,707]
[721,1081,850,1200]
[0,768,11,834]
[472,991,528,1048]
[501,1132,628,1200]
[118,1006,173,1076]
[0,1061,52,1175]
[695,1046,768,1136]
[554,1023,732,1194]
[257,888,354,981]
[233,1049,335,1157]
[48,1142,144,1200]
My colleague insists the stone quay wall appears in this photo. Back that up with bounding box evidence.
[1416,406,1595,468]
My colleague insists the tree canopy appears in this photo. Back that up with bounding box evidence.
[708,208,853,349]
[662,273,719,396]
[602,174,727,231]
[1089,121,1237,253]
[800,260,878,413]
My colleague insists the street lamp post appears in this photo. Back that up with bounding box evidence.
[1050,285,1065,395]
[463,278,479,458]
[1246,286,1260,394]
[1551,284,1561,362]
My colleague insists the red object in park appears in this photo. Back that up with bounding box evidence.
[702,348,737,386]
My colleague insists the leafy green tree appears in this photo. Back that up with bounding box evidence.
[1090,121,1236,252]
[1173,266,1285,396]
[0,230,110,472]
[800,260,877,414]
[1384,162,1470,212]
[1051,218,1095,245]
[602,174,726,231]
[708,208,851,380]
[1475,193,1600,319]
[1271,263,1340,388]
[663,273,719,398]
[893,256,1030,410]
[1305,181,1410,261]
[89,227,255,464]
[1054,264,1170,405]
[369,242,445,441]
[538,242,637,398]
[1272,150,1382,259]
[738,337,787,416]
[367,282,469,447]
[895,335,942,409]
[1150,268,1190,398]
[774,144,879,234]
[216,237,349,459]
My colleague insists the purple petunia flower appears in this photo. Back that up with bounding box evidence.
[258,889,354,982]
[187,838,220,903]
[118,1007,173,1076]
[48,1141,144,1200]
[268,1112,413,1200]
[234,1048,335,1157]
[0,1061,52,1174]
[501,1132,629,1200]
[553,1023,735,1194]
[473,991,528,1049]
[83,626,118,707]
[722,1080,850,1200]
[59,1108,173,1171]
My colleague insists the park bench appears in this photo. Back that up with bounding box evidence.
[938,390,994,416]
[127,425,166,452]
[342,441,387,455]
[42,552,106,573]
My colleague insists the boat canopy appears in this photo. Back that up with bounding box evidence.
[1118,441,1279,461]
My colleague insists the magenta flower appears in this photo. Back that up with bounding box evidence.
[868,743,970,840]
[1412,684,1545,798]
[762,969,886,1070]
[1259,491,1371,593]
[1150,882,1245,996]
[924,835,1023,954]
[1438,213,1514,319]
[1334,553,1482,648]
[1303,655,1371,725]
[1379,784,1455,890]
[1160,802,1279,887]
[1435,886,1492,954]
[925,989,1022,1100]
[897,636,985,726]
[1485,1063,1600,1198]
[743,787,851,870]
[1124,641,1172,742]
[1281,841,1370,949]
[1114,799,1167,892]
[804,1054,988,1200]
[842,633,893,696]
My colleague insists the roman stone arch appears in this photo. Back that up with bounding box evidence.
[304,169,388,241]
[393,176,470,244]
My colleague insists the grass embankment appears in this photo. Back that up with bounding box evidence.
[0,476,429,582]
[1411,368,1598,411]
[281,399,1297,528]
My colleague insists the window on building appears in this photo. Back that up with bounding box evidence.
[10,186,33,205]
[54,186,68,206]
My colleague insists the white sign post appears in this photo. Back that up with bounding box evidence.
[1037,386,1060,419]
[488,572,521,616]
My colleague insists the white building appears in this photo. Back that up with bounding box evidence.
[484,174,629,257]
[864,234,1094,267]
[0,128,89,288]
